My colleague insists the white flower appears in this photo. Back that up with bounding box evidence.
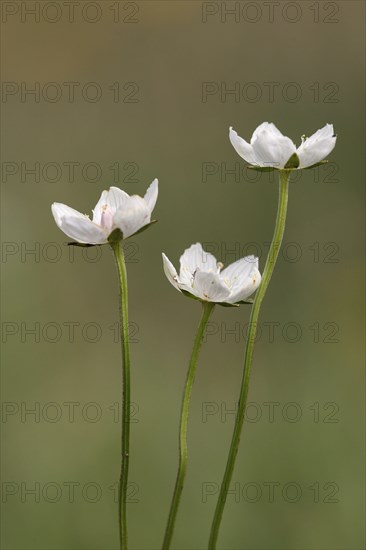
[51,179,158,244]
[162,243,261,305]
[229,122,336,170]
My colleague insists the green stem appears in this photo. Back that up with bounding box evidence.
[208,169,291,549]
[163,301,215,549]
[111,241,131,550]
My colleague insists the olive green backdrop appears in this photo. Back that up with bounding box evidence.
[1,1,365,549]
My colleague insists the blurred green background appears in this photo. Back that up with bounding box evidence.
[1,1,365,549]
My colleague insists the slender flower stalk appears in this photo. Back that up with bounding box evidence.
[162,243,261,548]
[208,169,291,549]
[51,181,158,550]
[111,240,131,550]
[163,301,215,549]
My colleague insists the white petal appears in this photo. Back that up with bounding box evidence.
[223,268,262,304]
[59,219,109,245]
[52,203,85,226]
[226,267,261,304]
[221,255,258,288]
[92,187,129,224]
[220,256,260,303]
[52,203,107,244]
[179,243,219,286]
[113,195,151,239]
[161,253,200,299]
[193,271,231,302]
[144,179,158,213]
[178,283,202,299]
[107,186,130,209]
[251,122,283,142]
[92,191,108,225]
[162,253,180,291]
[251,129,296,168]
[229,127,258,165]
[296,124,336,168]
